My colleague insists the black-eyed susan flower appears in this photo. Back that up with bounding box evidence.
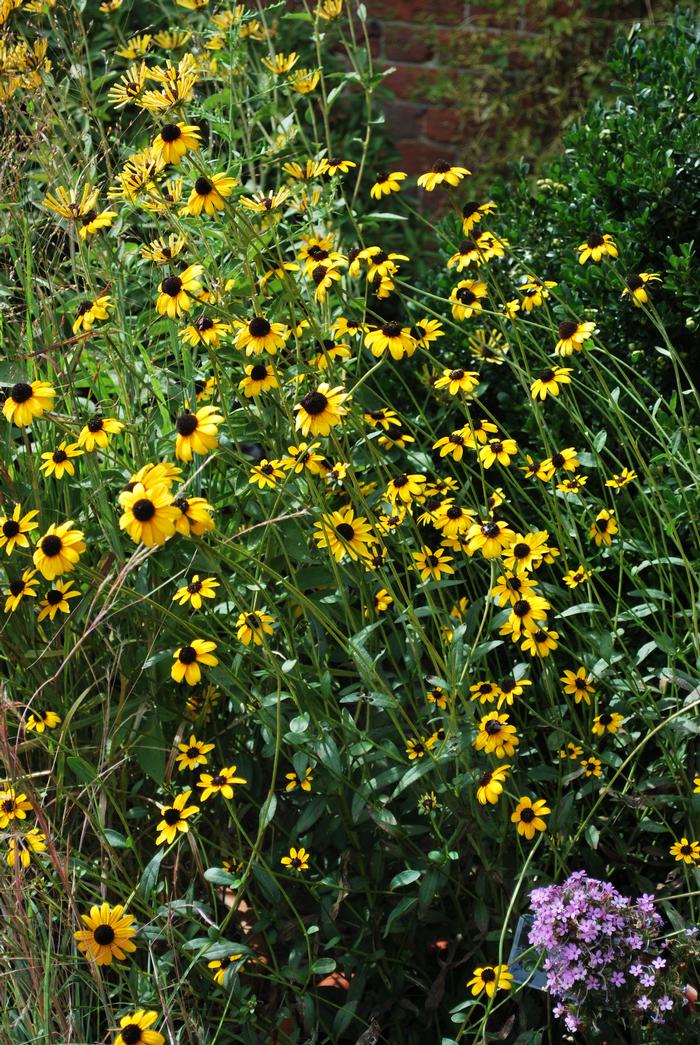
[281,845,310,872]
[470,680,499,705]
[294,382,348,437]
[141,234,187,264]
[561,667,595,705]
[287,68,320,93]
[622,271,661,306]
[511,796,550,839]
[461,200,496,234]
[171,639,218,685]
[208,953,245,986]
[281,441,325,475]
[151,121,201,165]
[114,1010,165,1045]
[249,460,285,489]
[155,790,199,845]
[517,276,557,311]
[25,708,61,732]
[309,261,344,302]
[175,734,215,771]
[172,575,219,610]
[4,572,39,610]
[605,467,637,490]
[313,508,376,562]
[172,495,215,537]
[450,279,487,320]
[182,172,237,216]
[235,610,274,646]
[589,507,618,546]
[479,437,517,469]
[309,339,351,370]
[474,713,519,758]
[73,295,112,334]
[466,518,515,558]
[555,320,596,356]
[74,903,137,965]
[239,363,279,398]
[577,231,618,264]
[369,588,393,615]
[476,765,510,805]
[155,264,203,319]
[409,318,444,348]
[120,483,179,547]
[490,572,538,607]
[563,564,592,588]
[332,317,365,339]
[33,522,85,581]
[364,322,416,361]
[502,531,549,573]
[236,315,288,356]
[592,711,624,735]
[434,367,480,396]
[37,577,80,622]
[670,838,700,864]
[370,170,407,198]
[0,788,32,827]
[76,415,124,452]
[521,627,559,656]
[413,546,454,582]
[426,687,448,710]
[197,765,247,800]
[6,827,46,869]
[406,735,436,760]
[179,315,230,347]
[541,447,580,477]
[417,791,438,813]
[3,380,55,428]
[434,502,474,539]
[324,157,357,176]
[385,472,426,505]
[0,504,38,556]
[107,62,149,107]
[500,595,552,640]
[580,756,602,778]
[285,768,314,792]
[560,741,584,760]
[467,964,513,997]
[39,441,83,480]
[417,160,470,191]
[174,405,223,462]
[433,431,469,462]
[530,366,572,400]
[497,677,531,709]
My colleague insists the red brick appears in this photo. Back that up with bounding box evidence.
[396,139,457,177]
[383,22,435,63]
[424,105,462,142]
[383,100,427,139]
[382,61,439,102]
[371,0,466,26]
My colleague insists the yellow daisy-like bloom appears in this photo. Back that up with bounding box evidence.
[560,742,584,760]
[413,546,454,582]
[470,680,498,704]
[37,578,80,622]
[592,711,624,735]
[309,262,344,302]
[208,953,245,986]
[530,366,573,400]
[364,322,416,361]
[511,796,551,839]
[555,320,596,356]
[171,639,218,685]
[502,530,550,574]
[466,518,515,559]
[236,316,289,356]
[434,367,480,396]
[179,315,231,348]
[671,838,700,864]
[0,504,39,556]
[417,159,471,191]
[197,765,247,801]
[589,508,618,546]
[491,573,539,608]
[0,787,32,827]
[119,483,180,547]
[385,472,426,504]
[182,173,237,217]
[370,170,407,199]
[175,734,215,772]
[467,964,513,997]
[580,756,602,777]
[433,431,470,462]
[521,627,559,657]
[313,507,376,562]
[5,569,39,612]
[294,382,348,437]
[479,437,517,469]
[74,903,137,965]
[605,467,638,490]
[410,317,444,347]
[280,442,325,475]
[107,62,149,108]
[434,501,474,539]
[281,845,310,873]
[76,415,124,452]
[25,708,61,733]
[325,157,357,176]
[287,67,321,94]
[622,271,661,306]
[561,666,595,705]
[172,495,215,538]
[239,363,279,398]
[172,575,219,610]
[450,279,487,320]
[155,790,200,845]
[518,277,557,311]
[249,460,285,489]
[151,121,201,165]
[3,380,55,428]
[474,712,519,758]
[156,264,203,318]
[461,199,497,234]
[577,231,618,264]
[73,295,112,334]
[263,51,299,74]
[476,764,511,805]
[500,595,552,640]
[140,234,187,264]
[114,1010,165,1045]
[174,405,224,462]
[6,827,47,869]
[563,564,593,589]
[33,522,85,580]
[235,609,275,646]
[39,441,83,480]
[121,463,183,503]
[285,768,314,792]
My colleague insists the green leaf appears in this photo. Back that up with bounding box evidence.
[383,896,417,936]
[389,869,421,890]
[139,849,164,899]
[311,957,337,975]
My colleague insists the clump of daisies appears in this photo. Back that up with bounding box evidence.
[528,871,700,1035]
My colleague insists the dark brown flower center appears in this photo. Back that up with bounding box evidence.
[132,498,156,522]
[194,176,213,195]
[178,645,197,664]
[432,160,452,173]
[3,519,20,538]
[161,123,182,142]
[300,391,328,416]
[161,275,183,297]
[87,416,104,432]
[93,923,116,945]
[163,807,182,825]
[485,719,503,735]
[558,321,578,340]
[10,382,33,403]
[382,321,402,338]
[249,316,271,338]
[120,1026,144,1045]
[46,588,64,605]
[176,412,199,436]
[519,808,535,823]
[336,523,354,540]
[41,535,62,557]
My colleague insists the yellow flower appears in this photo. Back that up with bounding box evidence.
[182,173,237,216]
[236,316,289,356]
[151,121,201,165]
[417,160,470,191]
[114,1010,165,1045]
[263,51,300,74]
[197,765,247,801]
[476,765,510,805]
[622,271,661,306]
[6,827,47,869]
[25,709,61,732]
[281,846,310,872]
[33,522,85,580]
[577,231,618,264]
[589,508,618,546]
[119,483,180,547]
[76,415,124,451]
[450,279,487,320]
[155,264,203,318]
[473,712,519,758]
[172,575,220,610]
[511,796,550,839]
[467,964,513,997]
[3,380,55,428]
[0,504,39,556]
[287,68,320,94]
[294,383,348,437]
[370,170,407,198]
[563,564,592,589]
[39,441,83,480]
[74,903,137,965]
[561,667,595,705]
[479,437,517,469]
[434,367,480,396]
[313,507,376,562]
[73,295,112,334]
[285,768,314,792]
[0,788,33,827]
[175,734,215,772]
[413,546,454,582]
[235,610,275,646]
[208,953,245,985]
[155,790,200,845]
[670,838,700,864]
[555,320,596,356]
[592,711,624,735]
[171,639,218,685]
[174,405,224,462]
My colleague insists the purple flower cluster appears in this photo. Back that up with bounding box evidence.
[528,871,690,1033]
